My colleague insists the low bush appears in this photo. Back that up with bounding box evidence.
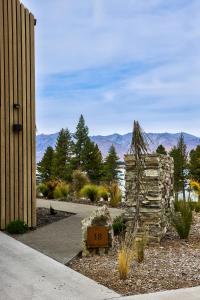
[171,201,192,239]
[134,235,147,263]
[195,201,200,213]
[188,200,197,211]
[72,170,90,194]
[6,220,28,234]
[112,215,126,236]
[118,233,134,280]
[37,183,49,198]
[118,248,130,280]
[46,180,59,199]
[80,184,99,202]
[98,186,109,201]
[109,182,122,207]
[53,182,70,199]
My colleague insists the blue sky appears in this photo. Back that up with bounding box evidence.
[23,0,200,136]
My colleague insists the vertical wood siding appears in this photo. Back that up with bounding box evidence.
[0,0,36,229]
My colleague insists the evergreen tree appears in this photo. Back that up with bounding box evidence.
[83,140,103,183]
[156,144,167,155]
[73,115,90,169]
[103,145,120,183]
[170,133,187,200]
[189,145,200,182]
[37,146,54,183]
[53,128,73,181]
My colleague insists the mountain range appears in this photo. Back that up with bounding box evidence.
[36,131,200,163]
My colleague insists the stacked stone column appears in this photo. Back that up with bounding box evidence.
[124,154,174,242]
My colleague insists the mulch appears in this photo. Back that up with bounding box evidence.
[36,207,73,227]
[68,213,200,296]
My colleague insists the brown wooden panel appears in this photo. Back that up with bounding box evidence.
[0,0,6,229]
[8,0,14,222]
[87,226,109,248]
[21,3,27,224]
[4,0,11,226]
[0,0,36,229]
[17,0,23,221]
[30,13,36,227]
[25,8,31,227]
[12,0,19,221]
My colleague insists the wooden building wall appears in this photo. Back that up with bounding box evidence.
[0,0,36,229]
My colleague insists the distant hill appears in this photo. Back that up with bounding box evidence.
[36,132,200,162]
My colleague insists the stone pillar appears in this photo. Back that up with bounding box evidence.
[124,154,174,242]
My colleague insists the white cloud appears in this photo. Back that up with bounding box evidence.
[21,0,200,135]
[22,0,200,73]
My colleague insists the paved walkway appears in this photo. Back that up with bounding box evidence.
[15,199,123,264]
[0,232,119,300]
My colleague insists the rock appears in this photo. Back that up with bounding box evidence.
[81,205,113,257]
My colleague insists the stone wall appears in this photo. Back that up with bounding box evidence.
[124,154,174,242]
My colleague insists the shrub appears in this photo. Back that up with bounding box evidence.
[118,248,130,280]
[72,170,90,194]
[171,201,192,239]
[46,180,60,199]
[134,235,147,263]
[53,182,70,199]
[98,186,109,201]
[195,201,200,213]
[112,215,126,236]
[188,200,196,212]
[109,182,122,207]
[53,186,63,199]
[174,199,186,212]
[6,220,28,234]
[118,234,134,280]
[80,184,99,202]
[37,183,49,198]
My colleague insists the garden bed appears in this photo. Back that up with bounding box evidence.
[68,213,200,296]
[36,207,73,227]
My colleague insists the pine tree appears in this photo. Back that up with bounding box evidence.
[156,144,167,155]
[103,145,120,183]
[189,145,200,182]
[37,146,54,183]
[73,115,90,170]
[53,128,73,181]
[83,140,103,183]
[170,133,187,200]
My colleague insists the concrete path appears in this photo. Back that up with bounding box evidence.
[0,232,119,300]
[112,286,200,300]
[2,231,200,300]
[15,199,123,264]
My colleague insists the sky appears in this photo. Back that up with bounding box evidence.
[22,0,200,136]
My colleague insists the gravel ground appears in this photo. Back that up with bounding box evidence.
[37,207,73,227]
[69,213,200,296]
